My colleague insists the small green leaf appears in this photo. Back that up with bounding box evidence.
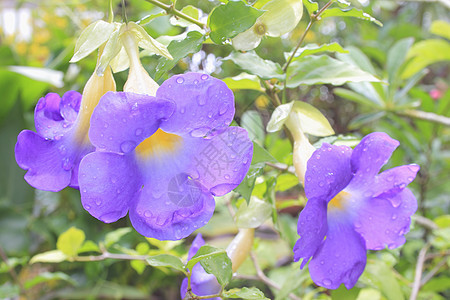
[127,22,173,60]
[235,196,272,228]
[289,42,348,61]
[225,51,285,80]
[56,227,85,258]
[187,245,232,286]
[224,287,270,299]
[104,228,132,248]
[275,173,299,191]
[170,5,200,27]
[223,73,263,91]
[333,87,382,108]
[77,240,101,254]
[208,1,264,44]
[321,7,382,27]
[386,38,414,87]
[286,55,380,87]
[302,0,319,16]
[30,250,67,264]
[146,254,186,274]
[430,20,450,40]
[155,31,205,80]
[24,272,76,290]
[71,20,116,62]
[241,110,265,145]
[252,142,277,165]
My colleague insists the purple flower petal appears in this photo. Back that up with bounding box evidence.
[157,73,235,137]
[15,130,72,191]
[305,144,353,200]
[309,220,366,289]
[129,173,215,240]
[35,91,81,140]
[350,132,399,188]
[293,197,328,268]
[184,126,253,196]
[188,234,206,260]
[354,188,417,250]
[79,152,142,223]
[89,92,175,153]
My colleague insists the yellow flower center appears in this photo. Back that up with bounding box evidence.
[328,191,350,211]
[135,129,182,158]
[254,23,267,36]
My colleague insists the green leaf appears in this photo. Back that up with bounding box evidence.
[349,111,386,130]
[302,0,319,16]
[8,66,64,88]
[223,73,263,91]
[321,7,382,26]
[266,102,294,132]
[386,38,414,87]
[71,20,116,62]
[401,39,450,79]
[155,31,205,80]
[24,272,76,290]
[170,5,200,27]
[252,142,277,165]
[225,51,285,80]
[77,240,101,254]
[146,254,186,274]
[235,196,272,228]
[104,227,132,248]
[127,22,173,59]
[30,250,67,264]
[361,261,404,300]
[334,87,382,108]
[187,245,232,286]
[289,43,348,61]
[0,284,20,298]
[286,55,380,87]
[208,1,264,44]
[275,173,299,191]
[224,287,270,299]
[430,20,450,40]
[241,110,265,144]
[56,227,86,258]
[97,28,121,75]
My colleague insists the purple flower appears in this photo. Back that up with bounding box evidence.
[78,73,253,240]
[15,91,93,191]
[180,234,221,300]
[293,132,419,289]
[15,68,116,191]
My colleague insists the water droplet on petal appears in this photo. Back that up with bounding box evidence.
[391,214,398,220]
[180,107,185,114]
[135,128,143,136]
[318,181,325,187]
[316,154,321,159]
[116,188,121,194]
[224,174,230,180]
[323,279,332,286]
[95,199,102,206]
[131,103,138,111]
[176,77,184,84]
[320,261,325,265]
[219,104,228,116]
[197,96,206,106]
[58,145,67,155]
[201,74,209,80]
[354,221,362,228]
[193,79,199,84]
[104,122,109,128]
[207,111,213,118]
[111,176,117,183]
[85,204,91,210]
[120,141,136,153]
[62,158,72,170]
[387,175,394,182]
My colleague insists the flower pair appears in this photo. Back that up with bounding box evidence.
[15,72,253,240]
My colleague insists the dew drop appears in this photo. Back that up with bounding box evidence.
[131,102,138,111]
[135,128,143,136]
[318,181,325,187]
[122,118,127,123]
[354,221,362,228]
[207,111,213,118]
[323,279,332,286]
[243,157,249,164]
[95,199,102,206]
[110,176,117,184]
[218,104,228,116]
[193,79,199,84]
[231,153,236,159]
[116,188,121,194]
[85,204,91,210]
[104,122,109,128]
[62,123,69,128]
[201,74,209,80]
[316,154,321,159]
[197,96,206,106]
[306,176,312,182]
[82,188,87,193]
[407,176,414,181]
[391,214,398,220]
[387,175,394,182]
[224,174,230,180]
[62,158,72,170]
[120,141,136,153]
[180,107,186,114]
[58,145,67,155]
[176,77,184,84]
[320,261,325,265]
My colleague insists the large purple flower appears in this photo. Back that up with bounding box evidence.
[293,132,419,289]
[180,234,221,299]
[15,68,116,191]
[15,91,93,191]
[78,73,253,240]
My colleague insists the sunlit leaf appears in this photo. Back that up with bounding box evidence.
[223,73,263,91]
[146,254,186,273]
[170,5,201,27]
[235,196,272,228]
[104,228,132,248]
[225,51,285,80]
[30,250,67,264]
[288,42,348,61]
[241,110,265,145]
[321,8,382,27]
[187,245,232,286]
[56,227,86,258]
[71,20,116,62]
[208,1,264,44]
[224,287,270,299]
[127,22,173,59]
[302,0,319,16]
[8,66,64,88]
[430,20,450,40]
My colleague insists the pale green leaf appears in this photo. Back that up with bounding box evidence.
[266,102,294,132]
[430,20,450,40]
[56,227,85,258]
[77,240,101,254]
[97,28,122,75]
[226,51,285,80]
[235,196,272,228]
[127,22,173,59]
[223,73,263,91]
[146,254,186,273]
[321,7,382,27]
[170,5,200,27]
[302,0,319,16]
[104,228,132,248]
[8,66,64,88]
[252,142,277,165]
[334,87,382,108]
[386,38,414,86]
[71,20,116,62]
[208,1,264,44]
[289,42,348,61]
[276,173,299,192]
[224,287,270,299]
[260,0,303,37]
[30,250,67,264]
[286,55,380,87]
[291,101,334,136]
[189,246,232,286]
[226,52,281,80]
[241,110,265,144]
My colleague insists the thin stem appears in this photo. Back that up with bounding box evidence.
[250,253,301,300]
[122,0,128,23]
[410,243,430,300]
[420,258,448,287]
[144,0,206,28]
[397,109,450,127]
[73,252,149,262]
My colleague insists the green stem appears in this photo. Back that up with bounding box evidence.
[281,0,335,102]
[122,0,128,23]
[397,109,450,126]
[144,0,206,28]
